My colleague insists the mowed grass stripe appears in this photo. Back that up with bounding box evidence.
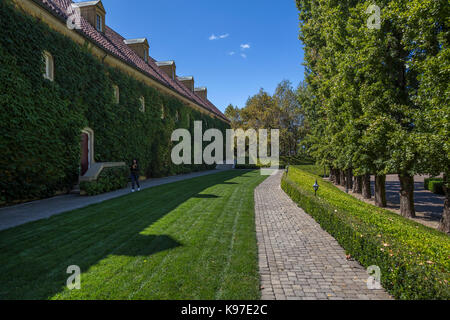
[0,170,266,300]
[120,172,258,300]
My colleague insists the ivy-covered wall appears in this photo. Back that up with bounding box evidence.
[0,1,229,204]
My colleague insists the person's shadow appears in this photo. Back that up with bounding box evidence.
[0,169,248,299]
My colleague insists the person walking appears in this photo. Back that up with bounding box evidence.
[130,159,141,192]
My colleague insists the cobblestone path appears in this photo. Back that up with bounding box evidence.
[255,171,391,300]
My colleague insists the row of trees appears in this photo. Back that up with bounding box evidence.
[296,0,449,232]
[225,80,306,157]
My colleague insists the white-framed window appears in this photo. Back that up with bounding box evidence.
[144,49,149,63]
[113,85,119,104]
[139,96,145,113]
[43,51,54,81]
[96,14,102,32]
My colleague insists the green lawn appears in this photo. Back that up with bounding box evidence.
[0,170,267,300]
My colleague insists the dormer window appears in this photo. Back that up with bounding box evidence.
[124,38,150,63]
[96,14,102,32]
[43,51,54,81]
[156,61,176,80]
[177,76,194,92]
[113,85,119,104]
[139,97,145,113]
[73,1,106,33]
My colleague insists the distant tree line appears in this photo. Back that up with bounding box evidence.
[296,0,449,232]
[225,80,306,157]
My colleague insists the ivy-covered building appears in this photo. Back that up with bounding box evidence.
[0,0,230,203]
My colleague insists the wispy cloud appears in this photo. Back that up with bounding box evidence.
[241,53,247,59]
[240,43,251,50]
[209,33,229,41]
[228,51,235,56]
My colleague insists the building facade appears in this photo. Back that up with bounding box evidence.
[0,0,229,203]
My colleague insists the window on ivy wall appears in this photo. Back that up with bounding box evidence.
[161,105,165,119]
[43,51,54,81]
[139,96,145,113]
[175,110,179,122]
[113,85,119,104]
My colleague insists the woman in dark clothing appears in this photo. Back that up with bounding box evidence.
[130,159,140,192]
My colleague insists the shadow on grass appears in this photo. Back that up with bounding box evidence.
[193,194,220,199]
[0,169,249,300]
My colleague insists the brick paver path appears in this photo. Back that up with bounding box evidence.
[255,171,391,300]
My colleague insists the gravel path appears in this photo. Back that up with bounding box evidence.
[255,171,391,300]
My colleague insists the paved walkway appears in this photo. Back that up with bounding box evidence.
[0,169,228,232]
[255,171,391,300]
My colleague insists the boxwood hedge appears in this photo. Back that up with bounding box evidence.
[80,166,129,196]
[281,166,450,300]
[424,178,445,196]
[0,1,228,204]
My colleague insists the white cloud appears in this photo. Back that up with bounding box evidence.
[241,53,247,59]
[209,33,229,41]
[228,51,235,56]
[240,43,251,50]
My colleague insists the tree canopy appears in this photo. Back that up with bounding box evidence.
[296,0,449,231]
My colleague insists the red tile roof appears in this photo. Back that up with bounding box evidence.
[34,0,229,122]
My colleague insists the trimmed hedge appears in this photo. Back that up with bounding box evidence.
[0,1,228,204]
[294,164,329,177]
[281,166,450,300]
[80,166,129,196]
[424,178,445,195]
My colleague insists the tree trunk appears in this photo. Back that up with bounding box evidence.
[329,167,335,182]
[346,169,353,191]
[362,174,371,199]
[438,174,450,233]
[375,175,387,207]
[353,176,362,194]
[340,170,346,187]
[334,169,340,185]
[399,174,416,218]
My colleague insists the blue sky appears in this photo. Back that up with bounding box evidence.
[100,0,305,112]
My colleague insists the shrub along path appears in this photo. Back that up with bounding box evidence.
[256,171,391,300]
[0,170,266,299]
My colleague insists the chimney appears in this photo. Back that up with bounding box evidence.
[156,61,176,80]
[194,87,207,100]
[124,38,150,63]
[72,1,106,33]
[177,76,195,92]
